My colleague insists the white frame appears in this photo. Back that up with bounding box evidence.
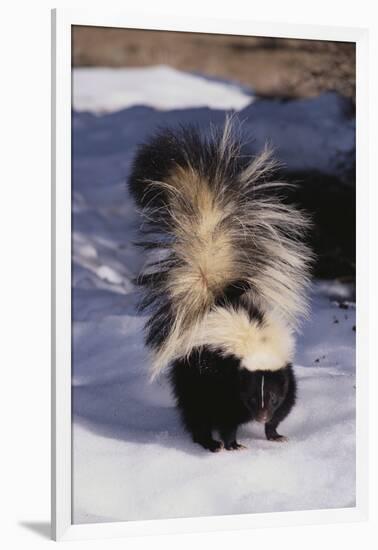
[51,8,369,541]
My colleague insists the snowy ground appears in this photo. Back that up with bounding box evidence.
[72,67,356,524]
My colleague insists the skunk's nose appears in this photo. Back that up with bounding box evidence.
[257,409,270,423]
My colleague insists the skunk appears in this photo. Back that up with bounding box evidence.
[170,351,297,451]
[128,118,312,451]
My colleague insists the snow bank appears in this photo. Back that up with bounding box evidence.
[72,66,355,524]
[73,66,254,113]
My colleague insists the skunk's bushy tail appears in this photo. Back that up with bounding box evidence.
[129,119,313,377]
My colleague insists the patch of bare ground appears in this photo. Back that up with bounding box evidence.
[72,27,355,101]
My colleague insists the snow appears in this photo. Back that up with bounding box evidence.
[241,93,355,182]
[72,66,356,524]
[73,66,254,113]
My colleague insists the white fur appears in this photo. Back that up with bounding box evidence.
[151,306,294,376]
[192,307,294,371]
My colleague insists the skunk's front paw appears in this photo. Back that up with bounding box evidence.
[207,440,223,452]
[225,441,247,451]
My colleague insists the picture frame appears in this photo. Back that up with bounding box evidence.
[51,8,369,541]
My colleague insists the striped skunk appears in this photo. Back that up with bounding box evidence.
[128,119,312,452]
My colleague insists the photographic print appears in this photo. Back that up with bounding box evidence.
[70,25,356,525]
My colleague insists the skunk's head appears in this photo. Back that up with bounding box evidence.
[239,366,291,423]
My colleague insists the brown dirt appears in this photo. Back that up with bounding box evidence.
[72,26,355,101]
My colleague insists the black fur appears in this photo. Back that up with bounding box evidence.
[170,349,297,452]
